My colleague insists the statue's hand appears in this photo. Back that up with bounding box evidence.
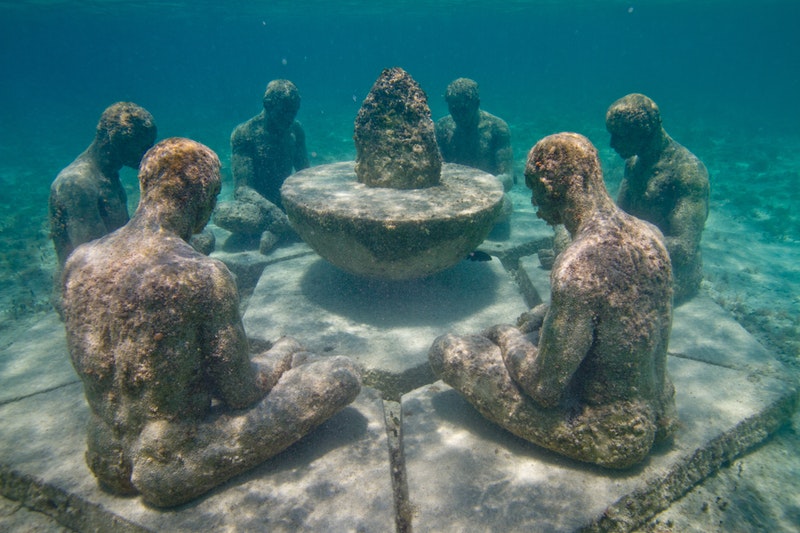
[251,336,304,393]
[517,303,548,335]
[483,324,539,395]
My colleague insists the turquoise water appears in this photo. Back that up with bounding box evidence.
[3,0,797,331]
[0,0,798,529]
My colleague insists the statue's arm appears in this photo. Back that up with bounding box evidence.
[204,264,264,409]
[616,169,633,210]
[494,121,514,176]
[249,336,302,391]
[58,175,110,248]
[292,122,310,171]
[230,127,256,190]
[435,118,453,160]
[665,161,709,261]
[526,279,595,407]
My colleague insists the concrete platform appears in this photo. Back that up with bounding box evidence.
[0,364,394,532]
[399,255,797,531]
[0,189,796,531]
[2,294,794,532]
[0,312,395,532]
[243,252,530,398]
[401,357,795,532]
[0,312,77,404]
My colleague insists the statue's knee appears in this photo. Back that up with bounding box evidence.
[568,404,657,469]
[130,421,197,507]
[428,333,460,377]
[85,445,137,496]
[85,416,136,495]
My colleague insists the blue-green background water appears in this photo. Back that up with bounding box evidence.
[3,0,799,161]
[2,0,798,346]
[1,1,798,341]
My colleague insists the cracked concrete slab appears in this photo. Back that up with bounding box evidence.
[401,358,795,532]
[243,252,530,396]
[0,312,77,405]
[0,380,394,532]
[400,294,798,532]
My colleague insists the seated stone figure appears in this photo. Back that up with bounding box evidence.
[231,79,310,209]
[216,79,310,251]
[435,78,514,191]
[62,137,361,507]
[49,102,157,311]
[429,133,677,469]
[606,93,710,303]
[435,77,515,238]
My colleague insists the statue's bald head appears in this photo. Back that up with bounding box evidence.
[525,132,608,231]
[605,94,663,158]
[138,137,221,235]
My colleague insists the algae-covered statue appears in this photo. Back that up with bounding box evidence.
[606,93,709,303]
[429,132,677,469]
[435,78,514,191]
[215,79,310,251]
[62,138,361,507]
[49,102,157,311]
[231,79,310,209]
[281,67,504,280]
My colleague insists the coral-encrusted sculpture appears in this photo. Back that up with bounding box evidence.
[430,133,677,469]
[281,67,503,280]
[606,93,709,303]
[354,67,442,189]
[62,138,360,507]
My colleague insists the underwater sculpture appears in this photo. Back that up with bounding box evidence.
[213,79,309,250]
[281,67,504,279]
[48,102,157,310]
[435,77,515,191]
[435,77,515,238]
[606,93,710,304]
[231,79,310,209]
[62,138,361,508]
[429,132,678,469]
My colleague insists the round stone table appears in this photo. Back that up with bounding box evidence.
[281,161,504,279]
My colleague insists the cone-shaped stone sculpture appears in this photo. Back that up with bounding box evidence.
[354,67,442,189]
[281,67,504,280]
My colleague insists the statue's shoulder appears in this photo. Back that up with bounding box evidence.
[232,113,263,142]
[482,110,509,129]
[436,115,455,130]
[53,157,97,193]
[550,240,604,295]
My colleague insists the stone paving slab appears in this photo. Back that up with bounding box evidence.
[639,408,800,533]
[667,296,786,376]
[401,355,796,533]
[399,278,799,532]
[0,381,395,532]
[2,202,795,532]
[243,253,529,396]
[0,311,77,405]
[0,294,796,533]
[210,240,316,304]
[0,493,73,533]
[520,253,551,294]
